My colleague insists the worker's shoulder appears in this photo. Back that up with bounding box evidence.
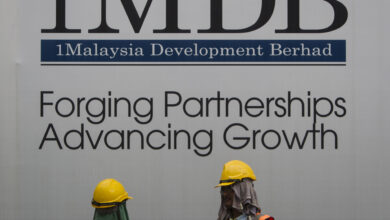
[255,213,274,220]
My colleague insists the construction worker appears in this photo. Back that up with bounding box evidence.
[91,178,133,220]
[216,160,274,220]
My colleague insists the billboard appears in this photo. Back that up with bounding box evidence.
[0,0,389,220]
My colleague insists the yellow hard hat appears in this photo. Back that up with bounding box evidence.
[91,178,133,208]
[216,160,256,187]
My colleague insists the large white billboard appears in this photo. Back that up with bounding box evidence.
[1,0,389,220]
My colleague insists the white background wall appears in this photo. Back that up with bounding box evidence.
[0,0,18,219]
